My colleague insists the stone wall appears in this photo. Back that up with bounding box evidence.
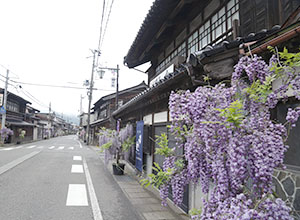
[273,169,300,219]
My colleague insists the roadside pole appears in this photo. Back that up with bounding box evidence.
[86,50,99,145]
[1,69,9,130]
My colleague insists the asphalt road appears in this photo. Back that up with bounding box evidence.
[0,135,141,220]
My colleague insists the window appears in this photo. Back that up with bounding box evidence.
[188,31,199,54]
[211,7,226,41]
[155,42,186,74]
[227,0,239,29]
[7,101,19,112]
[199,20,211,50]
[155,0,239,74]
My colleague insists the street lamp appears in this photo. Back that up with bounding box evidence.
[96,65,120,110]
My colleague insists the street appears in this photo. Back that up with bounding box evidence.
[0,135,141,220]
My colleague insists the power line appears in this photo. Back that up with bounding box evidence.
[8,79,115,91]
[97,0,106,51]
[99,0,115,50]
[0,63,20,79]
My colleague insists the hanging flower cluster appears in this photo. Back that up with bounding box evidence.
[98,124,135,164]
[144,49,300,219]
[0,127,13,140]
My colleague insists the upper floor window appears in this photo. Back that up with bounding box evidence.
[155,0,239,75]
[199,20,211,50]
[7,101,19,112]
[155,42,186,74]
[188,31,199,54]
[211,7,226,41]
[227,0,239,29]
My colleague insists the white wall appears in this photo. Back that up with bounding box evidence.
[154,111,168,123]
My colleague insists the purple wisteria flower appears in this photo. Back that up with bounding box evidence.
[156,52,300,219]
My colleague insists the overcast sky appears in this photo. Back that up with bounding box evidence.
[0,0,154,118]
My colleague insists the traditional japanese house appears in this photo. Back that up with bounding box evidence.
[90,81,147,145]
[25,106,41,140]
[113,0,300,215]
[0,88,35,143]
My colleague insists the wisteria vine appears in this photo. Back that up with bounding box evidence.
[98,123,134,164]
[144,49,300,219]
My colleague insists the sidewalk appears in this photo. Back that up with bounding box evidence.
[90,145,189,220]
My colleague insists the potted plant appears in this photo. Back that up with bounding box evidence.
[17,128,26,144]
[99,124,135,175]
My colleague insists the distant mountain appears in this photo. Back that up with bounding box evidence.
[63,114,80,125]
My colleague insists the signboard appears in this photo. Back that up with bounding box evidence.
[0,94,3,106]
[0,106,6,115]
[135,121,144,172]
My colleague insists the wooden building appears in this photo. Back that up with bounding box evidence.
[114,0,300,215]
[0,88,35,143]
[90,81,147,145]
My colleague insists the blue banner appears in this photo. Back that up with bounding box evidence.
[135,121,144,172]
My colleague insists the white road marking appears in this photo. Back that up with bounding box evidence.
[0,151,40,175]
[66,184,88,206]
[77,141,82,149]
[68,147,74,150]
[57,146,64,150]
[27,145,36,149]
[73,156,82,161]
[15,146,23,149]
[48,146,55,149]
[83,158,103,220]
[71,165,84,173]
[3,147,14,151]
[37,146,44,149]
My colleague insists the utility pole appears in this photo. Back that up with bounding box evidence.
[1,69,9,130]
[86,49,100,145]
[80,95,84,115]
[115,64,119,110]
[48,102,51,138]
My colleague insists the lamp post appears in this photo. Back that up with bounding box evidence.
[96,65,119,130]
[96,65,119,110]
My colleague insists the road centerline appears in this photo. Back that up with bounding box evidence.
[66,184,88,206]
[71,165,84,173]
[73,156,82,161]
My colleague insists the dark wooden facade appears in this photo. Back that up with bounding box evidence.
[0,89,35,143]
[117,0,300,215]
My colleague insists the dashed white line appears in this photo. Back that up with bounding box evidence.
[73,156,82,161]
[57,146,64,150]
[15,146,23,149]
[2,147,14,151]
[68,147,74,150]
[66,184,88,206]
[83,158,103,220]
[27,145,36,149]
[48,146,55,149]
[71,165,84,173]
[37,146,44,149]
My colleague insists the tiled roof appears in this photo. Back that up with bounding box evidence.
[114,25,284,117]
[113,67,185,116]
[124,0,181,68]
[190,25,281,63]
